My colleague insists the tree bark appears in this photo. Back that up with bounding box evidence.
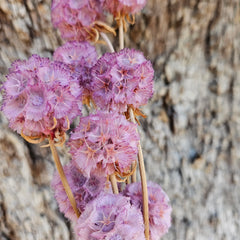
[0,0,239,240]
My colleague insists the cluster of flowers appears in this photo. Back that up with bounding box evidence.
[1,0,172,239]
[2,55,82,137]
[53,168,172,240]
[91,48,154,113]
[51,0,147,41]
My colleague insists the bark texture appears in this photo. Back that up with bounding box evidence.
[0,0,239,240]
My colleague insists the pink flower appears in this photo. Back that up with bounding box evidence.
[103,0,147,17]
[124,182,172,239]
[68,111,139,177]
[9,54,50,73]
[4,71,29,96]
[51,0,105,41]
[53,41,97,68]
[75,193,145,239]
[2,55,82,137]
[53,41,98,102]
[3,93,28,120]
[51,161,108,222]
[37,61,71,87]
[91,48,154,112]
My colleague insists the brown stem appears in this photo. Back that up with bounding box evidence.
[129,110,138,183]
[119,13,149,239]
[131,161,137,183]
[129,107,150,240]
[119,16,124,50]
[126,176,131,184]
[109,174,119,194]
[137,143,150,240]
[49,138,80,218]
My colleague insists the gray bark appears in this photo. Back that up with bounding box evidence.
[0,0,239,240]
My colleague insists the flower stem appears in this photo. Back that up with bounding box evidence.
[126,176,131,184]
[49,138,80,218]
[131,162,137,183]
[109,174,119,194]
[119,14,149,239]
[129,107,150,240]
[100,32,115,53]
[119,16,124,50]
[129,110,137,183]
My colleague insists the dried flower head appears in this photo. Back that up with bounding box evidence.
[68,111,139,177]
[124,182,172,239]
[2,55,82,138]
[75,193,145,239]
[51,0,105,41]
[103,0,147,17]
[51,161,108,222]
[53,41,98,103]
[91,48,154,113]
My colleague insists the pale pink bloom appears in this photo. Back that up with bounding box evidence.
[51,0,104,41]
[68,111,139,177]
[51,161,107,222]
[2,55,82,137]
[91,49,154,112]
[53,41,98,101]
[124,182,172,239]
[75,193,145,239]
[103,0,147,17]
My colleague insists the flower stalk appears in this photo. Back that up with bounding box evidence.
[129,107,150,240]
[119,16,124,50]
[119,15,150,238]
[49,138,80,218]
[100,32,115,53]
[1,1,173,239]
[109,174,119,194]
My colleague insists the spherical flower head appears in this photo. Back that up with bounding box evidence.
[9,54,51,74]
[51,161,108,222]
[124,182,172,239]
[75,193,145,239]
[2,55,82,137]
[103,0,147,16]
[68,111,139,177]
[53,41,98,102]
[91,48,154,112]
[53,41,97,68]
[51,0,105,41]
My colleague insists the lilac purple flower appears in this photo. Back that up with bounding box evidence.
[53,41,98,103]
[2,55,82,137]
[91,48,154,112]
[51,0,105,41]
[103,0,147,17]
[75,193,145,239]
[124,182,172,239]
[68,111,139,177]
[51,161,108,222]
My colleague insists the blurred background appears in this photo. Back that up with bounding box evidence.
[0,0,239,239]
